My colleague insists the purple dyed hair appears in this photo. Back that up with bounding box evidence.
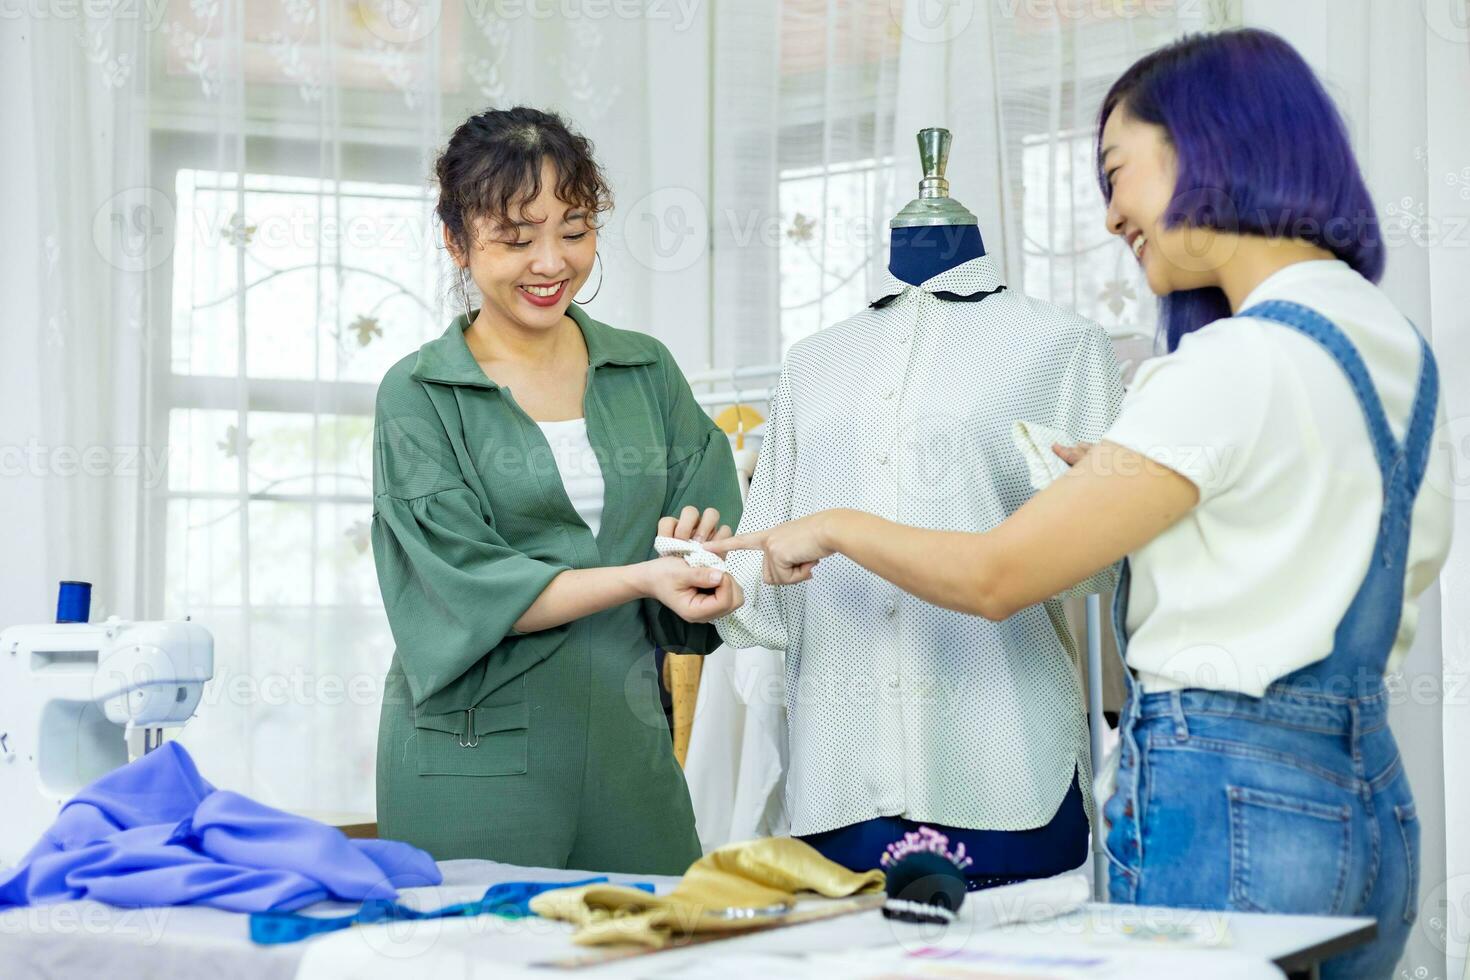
[1096,29,1383,352]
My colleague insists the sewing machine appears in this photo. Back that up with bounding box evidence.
[0,618,214,869]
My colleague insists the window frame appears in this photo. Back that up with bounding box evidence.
[144,128,439,619]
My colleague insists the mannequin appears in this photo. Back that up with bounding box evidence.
[794,128,1092,889]
[886,128,986,285]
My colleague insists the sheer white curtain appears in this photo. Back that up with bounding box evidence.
[0,10,153,633]
[1237,4,1470,978]
[3,1,725,816]
[143,0,449,812]
[737,0,1239,363]
[144,1,729,811]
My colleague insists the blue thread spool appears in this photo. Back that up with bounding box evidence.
[56,581,92,624]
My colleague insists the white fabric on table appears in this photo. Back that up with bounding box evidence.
[0,859,1362,979]
[0,899,307,980]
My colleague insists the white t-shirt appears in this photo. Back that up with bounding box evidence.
[1103,260,1452,696]
[536,418,605,538]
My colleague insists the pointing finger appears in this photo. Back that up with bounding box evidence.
[703,531,768,556]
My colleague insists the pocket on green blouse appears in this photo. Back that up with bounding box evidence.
[412,676,529,777]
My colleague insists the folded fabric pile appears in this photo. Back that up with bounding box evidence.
[530,836,884,947]
[0,742,441,913]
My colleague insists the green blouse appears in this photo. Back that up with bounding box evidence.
[371,305,742,721]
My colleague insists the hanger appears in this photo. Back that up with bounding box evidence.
[712,365,765,451]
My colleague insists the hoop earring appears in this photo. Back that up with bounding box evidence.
[572,252,603,305]
[458,266,475,322]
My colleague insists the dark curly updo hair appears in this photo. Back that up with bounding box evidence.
[434,106,613,256]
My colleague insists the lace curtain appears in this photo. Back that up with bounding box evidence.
[1,0,1240,812]
[3,0,1235,805]
[0,0,733,812]
[143,1,745,810]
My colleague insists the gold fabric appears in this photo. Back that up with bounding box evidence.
[529,836,885,947]
[662,652,703,767]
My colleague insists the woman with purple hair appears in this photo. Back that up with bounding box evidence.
[708,29,1451,976]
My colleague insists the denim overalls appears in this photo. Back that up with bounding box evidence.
[1102,300,1439,979]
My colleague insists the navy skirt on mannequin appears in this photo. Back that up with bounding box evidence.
[797,774,1089,891]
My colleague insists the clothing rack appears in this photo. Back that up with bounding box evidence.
[687,364,783,414]
[693,388,774,412]
[684,364,784,387]
[1085,594,1106,896]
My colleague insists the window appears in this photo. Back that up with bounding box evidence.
[770,1,1182,355]
[143,0,485,807]
[778,157,892,349]
[774,0,898,351]
[1020,127,1154,341]
[150,140,444,809]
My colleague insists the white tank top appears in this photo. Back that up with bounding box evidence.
[536,417,605,538]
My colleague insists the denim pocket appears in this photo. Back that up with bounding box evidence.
[1227,784,1351,915]
[1396,803,1420,925]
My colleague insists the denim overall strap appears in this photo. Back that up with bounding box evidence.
[1240,300,1439,495]
[1236,300,1440,693]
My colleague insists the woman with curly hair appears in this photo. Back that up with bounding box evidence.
[372,107,742,874]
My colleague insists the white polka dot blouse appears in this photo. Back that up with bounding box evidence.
[716,254,1124,836]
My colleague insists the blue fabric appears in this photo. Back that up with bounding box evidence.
[798,774,1089,892]
[250,876,655,945]
[1103,301,1437,980]
[0,742,442,913]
